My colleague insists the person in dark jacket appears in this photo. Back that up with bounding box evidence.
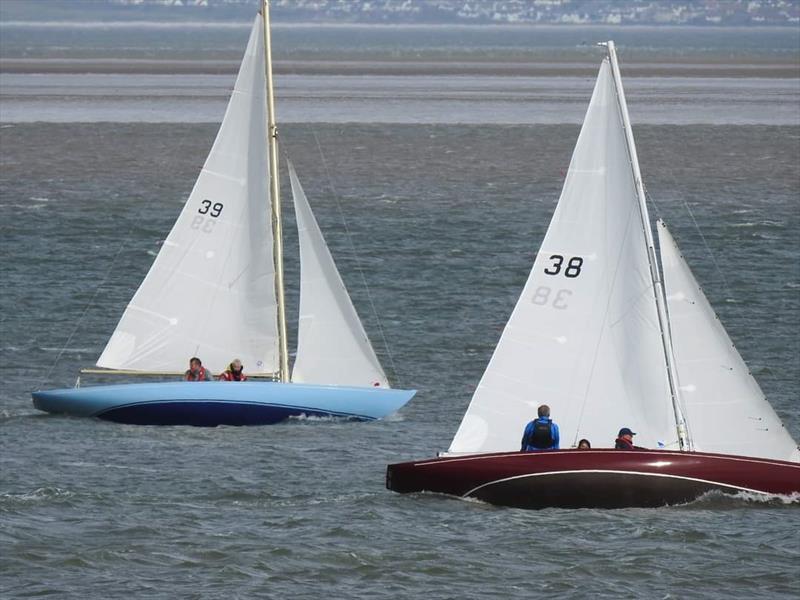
[521,405,560,451]
[614,427,643,450]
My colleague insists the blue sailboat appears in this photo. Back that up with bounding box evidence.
[32,3,415,425]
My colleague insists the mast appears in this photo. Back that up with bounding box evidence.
[262,0,289,382]
[602,41,691,451]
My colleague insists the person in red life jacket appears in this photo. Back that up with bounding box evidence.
[218,359,247,382]
[521,404,560,451]
[614,427,644,450]
[185,357,212,381]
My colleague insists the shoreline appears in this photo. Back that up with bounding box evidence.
[2,58,798,78]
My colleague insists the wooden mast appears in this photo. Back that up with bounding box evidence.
[263,0,289,382]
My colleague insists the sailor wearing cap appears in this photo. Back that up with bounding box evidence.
[614,427,638,450]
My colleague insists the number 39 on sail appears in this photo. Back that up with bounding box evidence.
[32,2,416,426]
[387,41,799,509]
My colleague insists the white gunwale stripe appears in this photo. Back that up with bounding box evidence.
[462,468,772,498]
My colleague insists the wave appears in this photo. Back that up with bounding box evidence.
[59,461,159,473]
[0,487,75,508]
[286,413,363,423]
[40,346,95,352]
[0,408,44,421]
[730,220,785,228]
[679,488,800,508]
[381,411,406,423]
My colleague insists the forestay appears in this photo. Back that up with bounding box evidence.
[288,163,389,388]
[658,221,799,462]
[97,17,279,375]
[449,59,676,454]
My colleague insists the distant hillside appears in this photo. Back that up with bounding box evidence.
[1,0,798,26]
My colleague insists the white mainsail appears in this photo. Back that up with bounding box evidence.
[658,221,799,462]
[97,17,279,375]
[449,58,677,454]
[289,162,390,388]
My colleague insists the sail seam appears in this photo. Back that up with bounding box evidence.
[200,167,246,185]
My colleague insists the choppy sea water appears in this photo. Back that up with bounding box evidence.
[1,22,799,600]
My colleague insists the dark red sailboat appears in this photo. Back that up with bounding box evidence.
[387,41,800,509]
[387,450,799,509]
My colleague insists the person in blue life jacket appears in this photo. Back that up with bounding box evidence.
[521,404,560,451]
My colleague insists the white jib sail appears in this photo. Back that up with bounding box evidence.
[288,162,390,388]
[97,17,279,375]
[658,221,799,462]
[449,59,677,455]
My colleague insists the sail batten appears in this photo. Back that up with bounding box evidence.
[200,168,247,184]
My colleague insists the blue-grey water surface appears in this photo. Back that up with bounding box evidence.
[1,22,799,600]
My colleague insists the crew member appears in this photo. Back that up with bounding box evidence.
[521,405,560,451]
[614,427,643,450]
[185,357,212,381]
[219,359,247,382]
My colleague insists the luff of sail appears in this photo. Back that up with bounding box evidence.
[97,17,279,375]
[658,221,799,462]
[289,162,390,388]
[449,58,676,455]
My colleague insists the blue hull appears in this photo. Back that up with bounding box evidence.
[32,381,416,426]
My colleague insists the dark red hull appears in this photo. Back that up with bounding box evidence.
[386,449,800,509]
